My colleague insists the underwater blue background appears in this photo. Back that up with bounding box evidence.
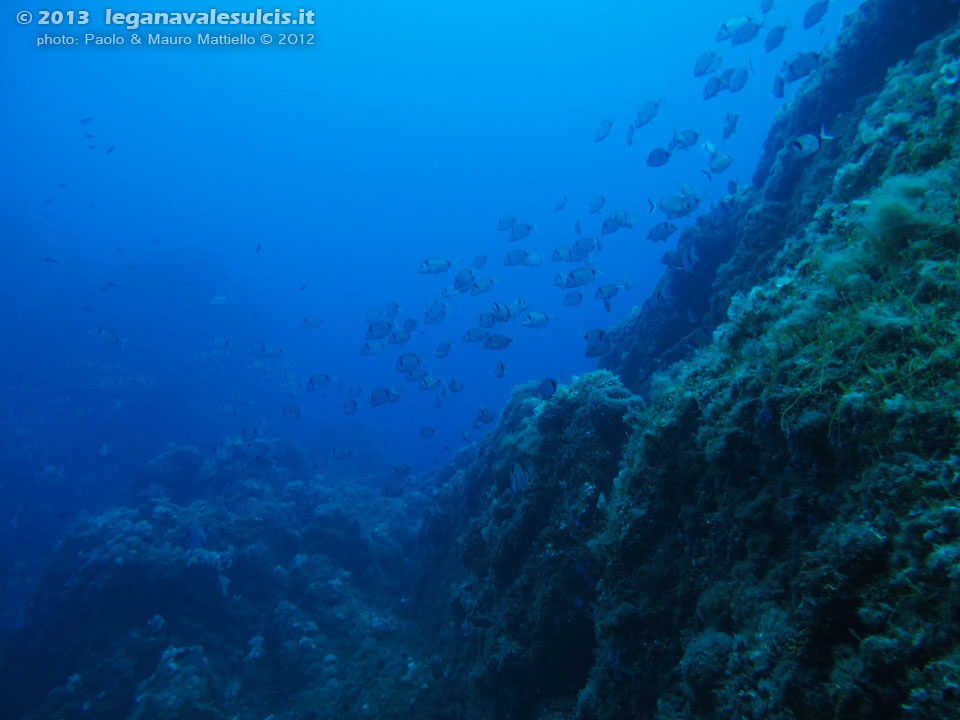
[1,0,859,622]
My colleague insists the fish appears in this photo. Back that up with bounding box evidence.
[454,269,477,294]
[803,1,829,29]
[491,302,512,322]
[722,112,739,139]
[790,125,834,157]
[360,341,385,355]
[717,16,751,41]
[496,215,516,231]
[585,340,611,358]
[419,257,454,274]
[584,328,606,345]
[482,334,513,350]
[573,220,582,233]
[508,298,530,316]
[761,0,774,13]
[521,312,550,329]
[727,65,750,93]
[594,119,614,142]
[80,117,93,124]
[557,266,598,288]
[510,463,529,494]
[283,405,301,420]
[388,331,411,345]
[478,311,496,328]
[710,153,733,173]
[509,222,534,241]
[573,237,600,255]
[405,369,428,383]
[555,194,568,211]
[670,129,699,151]
[693,50,723,77]
[647,148,671,167]
[773,74,785,98]
[473,407,495,428]
[653,187,700,219]
[472,254,487,269]
[423,299,447,324]
[595,284,619,300]
[539,378,558,400]
[765,25,786,53]
[331,447,353,460]
[403,318,417,333]
[589,194,606,214]
[504,248,532,266]
[249,341,283,357]
[732,18,763,45]
[564,291,583,306]
[396,353,422,372]
[299,315,324,329]
[634,99,661,128]
[419,375,442,391]
[494,360,507,378]
[343,399,358,415]
[601,210,634,235]
[625,124,634,146]
[782,52,820,82]
[471,278,495,295]
[448,378,464,393]
[552,247,572,262]
[522,252,542,267]
[94,326,121,345]
[463,328,490,343]
[365,320,392,340]
[647,222,678,242]
[703,76,726,100]
[419,426,435,439]
[369,387,401,407]
[43,256,59,263]
[306,374,331,391]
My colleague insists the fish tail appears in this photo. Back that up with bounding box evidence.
[820,124,835,141]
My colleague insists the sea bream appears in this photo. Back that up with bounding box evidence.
[790,125,835,157]
[419,257,454,274]
[782,52,820,82]
[647,147,671,167]
[651,184,700,219]
[803,0,829,29]
[693,50,723,77]
[554,266,598,288]
[765,25,786,53]
[634,99,663,127]
[722,112,739,139]
[594,119,614,142]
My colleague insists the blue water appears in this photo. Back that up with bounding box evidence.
[0,0,859,612]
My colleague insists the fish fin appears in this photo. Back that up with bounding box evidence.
[702,170,714,182]
[647,198,654,213]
